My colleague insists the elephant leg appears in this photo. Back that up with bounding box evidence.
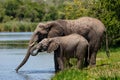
[77,59,84,69]
[76,44,86,69]
[54,49,60,73]
[63,57,69,68]
[57,57,64,70]
[89,51,97,66]
[89,37,102,66]
[84,51,89,67]
[77,55,84,69]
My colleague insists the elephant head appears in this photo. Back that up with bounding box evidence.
[15,22,63,72]
[31,38,60,54]
[29,21,63,54]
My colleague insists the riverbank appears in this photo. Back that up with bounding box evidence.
[0,21,38,32]
[52,48,120,80]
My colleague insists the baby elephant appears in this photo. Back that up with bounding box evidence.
[34,33,89,70]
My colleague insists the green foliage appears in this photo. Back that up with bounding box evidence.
[52,48,120,80]
[0,40,28,49]
[42,6,58,21]
[0,21,37,32]
[4,0,19,18]
[88,0,120,47]
[52,69,90,80]
[0,0,46,22]
[69,58,77,67]
[0,3,5,22]
[62,0,90,19]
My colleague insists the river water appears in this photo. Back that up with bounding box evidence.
[0,32,54,80]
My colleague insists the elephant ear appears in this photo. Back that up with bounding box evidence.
[47,40,59,53]
[45,21,64,37]
[45,21,57,28]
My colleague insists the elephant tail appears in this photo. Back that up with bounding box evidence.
[105,31,110,58]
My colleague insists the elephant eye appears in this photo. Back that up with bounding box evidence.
[36,32,41,35]
[45,28,50,32]
[39,25,44,28]
[39,25,45,29]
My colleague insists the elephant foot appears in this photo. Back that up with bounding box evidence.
[89,64,96,68]
[89,60,96,67]
[84,61,89,67]
[55,66,61,73]
[55,69,61,73]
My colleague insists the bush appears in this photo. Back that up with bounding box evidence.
[87,0,120,47]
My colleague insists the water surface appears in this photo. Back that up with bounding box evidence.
[0,32,54,80]
[0,32,32,41]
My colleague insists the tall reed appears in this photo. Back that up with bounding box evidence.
[0,21,38,32]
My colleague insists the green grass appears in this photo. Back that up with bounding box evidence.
[52,48,120,80]
[0,21,38,32]
[0,40,29,48]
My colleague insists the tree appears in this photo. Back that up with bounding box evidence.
[61,0,91,19]
[4,0,20,18]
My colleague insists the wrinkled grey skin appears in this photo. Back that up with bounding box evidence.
[15,17,109,72]
[32,34,89,70]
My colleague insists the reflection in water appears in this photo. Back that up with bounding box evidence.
[0,41,28,49]
[0,32,32,49]
[0,32,54,80]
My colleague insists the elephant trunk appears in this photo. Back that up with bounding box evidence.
[30,46,40,56]
[15,33,37,72]
[15,47,31,72]
[30,50,39,56]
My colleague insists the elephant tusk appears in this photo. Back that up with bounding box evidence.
[29,42,35,47]
[29,41,37,47]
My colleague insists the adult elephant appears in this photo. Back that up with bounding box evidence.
[15,17,109,72]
